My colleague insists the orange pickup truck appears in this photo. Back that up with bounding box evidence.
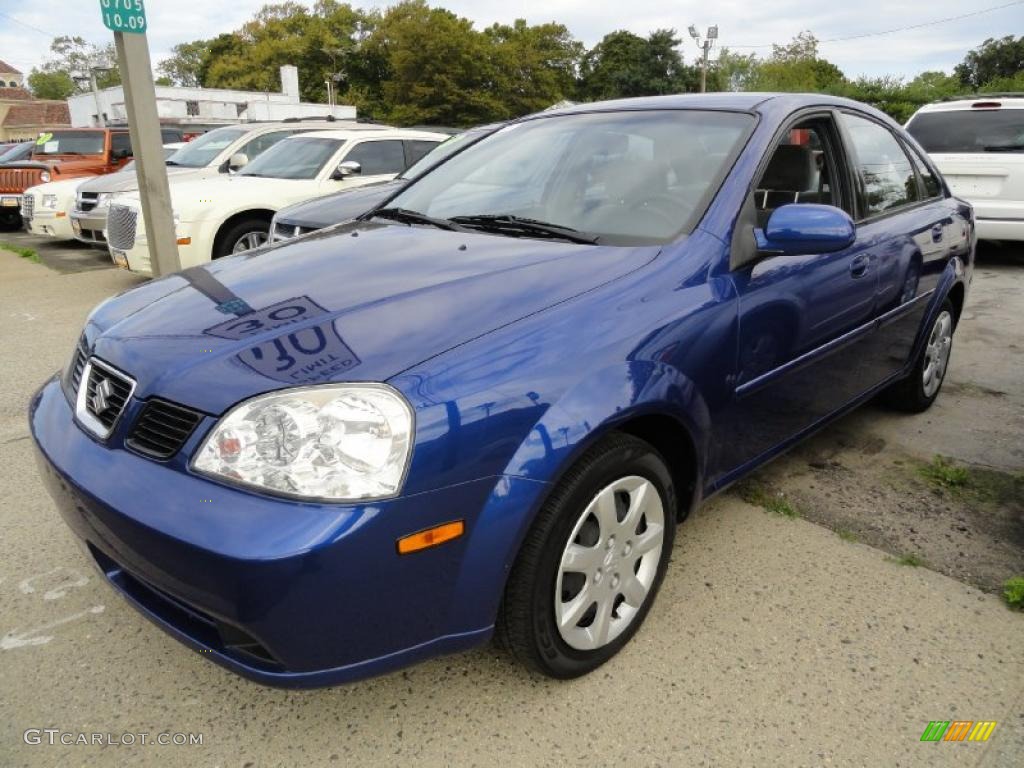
[0,128,133,230]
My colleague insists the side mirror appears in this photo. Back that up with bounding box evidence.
[333,160,361,180]
[228,152,249,171]
[755,204,855,256]
[111,148,132,160]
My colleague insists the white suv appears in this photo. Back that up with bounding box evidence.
[106,126,446,274]
[906,95,1024,241]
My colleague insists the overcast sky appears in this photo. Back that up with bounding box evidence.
[1,0,1022,83]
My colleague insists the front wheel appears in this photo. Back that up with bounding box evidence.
[880,299,955,412]
[214,217,270,258]
[497,433,677,678]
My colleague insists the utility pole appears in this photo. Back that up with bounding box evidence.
[100,0,181,276]
[688,24,719,93]
[324,79,333,110]
[89,68,106,127]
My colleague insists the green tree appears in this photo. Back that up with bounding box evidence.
[579,29,694,100]
[157,40,212,87]
[26,69,76,100]
[708,48,760,92]
[954,36,1024,89]
[29,36,121,97]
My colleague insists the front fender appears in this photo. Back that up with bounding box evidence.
[442,359,711,633]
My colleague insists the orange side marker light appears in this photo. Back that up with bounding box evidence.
[397,520,465,555]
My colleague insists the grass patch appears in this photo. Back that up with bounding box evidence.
[889,553,925,567]
[837,529,859,543]
[0,240,40,263]
[1003,576,1024,610]
[917,455,969,492]
[734,482,801,518]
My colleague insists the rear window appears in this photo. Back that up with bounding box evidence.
[907,109,1024,154]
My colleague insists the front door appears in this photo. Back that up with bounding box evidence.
[712,113,880,482]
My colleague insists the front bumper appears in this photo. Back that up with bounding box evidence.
[27,209,74,239]
[70,209,108,245]
[29,376,518,687]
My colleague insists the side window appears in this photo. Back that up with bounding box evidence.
[238,130,294,161]
[754,119,843,227]
[405,140,440,168]
[111,133,132,158]
[840,113,919,217]
[906,144,942,199]
[343,140,406,175]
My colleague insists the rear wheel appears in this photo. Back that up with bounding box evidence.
[880,299,955,412]
[214,217,270,258]
[497,433,677,678]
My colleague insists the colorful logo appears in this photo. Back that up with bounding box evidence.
[920,721,997,742]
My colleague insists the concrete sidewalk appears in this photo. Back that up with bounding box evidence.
[0,250,1021,767]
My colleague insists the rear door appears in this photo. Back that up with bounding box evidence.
[837,111,956,379]
[336,139,407,188]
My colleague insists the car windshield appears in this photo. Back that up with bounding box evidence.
[907,109,1024,153]
[400,129,488,180]
[238,137,343,180]
[386,110,754,244]
[165,126,248,168]
[120,147,178,173]
[0,143,33,163]
[32,131,105,156]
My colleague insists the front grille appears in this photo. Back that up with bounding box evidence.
[76,191,99,212]
[107,204,138,250]
[0,167,43,194]
[20,193,34,222]
[79,359,133,434]
[127,399,204,459]
[68,336,88,393]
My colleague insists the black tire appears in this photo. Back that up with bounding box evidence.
[213,217,270,259]
[0,209,22,232]
[879,299,956,413]
[497,433,677,678]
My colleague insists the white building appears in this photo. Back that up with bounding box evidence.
[67,65,355,127]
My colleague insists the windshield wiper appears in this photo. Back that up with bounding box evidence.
[983,143,1024,152]
[165,160,180,166]
[368,207,468,232]
[449,214,599,244]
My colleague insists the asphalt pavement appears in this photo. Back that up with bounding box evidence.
[0,247,1020,767]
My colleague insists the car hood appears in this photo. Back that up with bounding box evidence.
[77,166,208,195]
[86,221,660,414]
[274,180,403,230]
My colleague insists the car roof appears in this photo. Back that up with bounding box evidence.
[538,92,880,116]
[284,128,450,141]
[913,95,1024,112]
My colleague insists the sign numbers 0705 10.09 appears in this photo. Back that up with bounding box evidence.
[99,0,147,34]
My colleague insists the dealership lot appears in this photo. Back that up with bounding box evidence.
[0,244,1020,767]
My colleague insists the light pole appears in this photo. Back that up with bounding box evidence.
[324,79,333,109]
[74,61,114,127]
[688,24,718,93]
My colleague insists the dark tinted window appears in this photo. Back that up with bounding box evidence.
[907,109,1024,153]
[906,144,942,198]
[111,133,132,157]
[343,140,406,175]
[405,140,440,167]
[840,113,919,217]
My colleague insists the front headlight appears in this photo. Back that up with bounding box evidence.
[95,193,112,209]
[41,194,59,209]
[40,171,51,183]
[192,384,414,501]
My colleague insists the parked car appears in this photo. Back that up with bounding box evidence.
[31,94,973,687]
[70,122,355,247]
[906,94,1024,241]
[105,126,447,273]
[22,145,186,240]
[0,128,134,231]
[269,125,498,242]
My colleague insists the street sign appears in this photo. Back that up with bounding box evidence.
[99,0,147,34]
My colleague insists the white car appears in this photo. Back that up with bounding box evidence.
[906,95,1024,241]
[70,122,353,246]
[22,144,186,241]
[106,127,447,274]
[21,177,84,240]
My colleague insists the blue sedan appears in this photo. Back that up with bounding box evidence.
[30,93,973,686]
